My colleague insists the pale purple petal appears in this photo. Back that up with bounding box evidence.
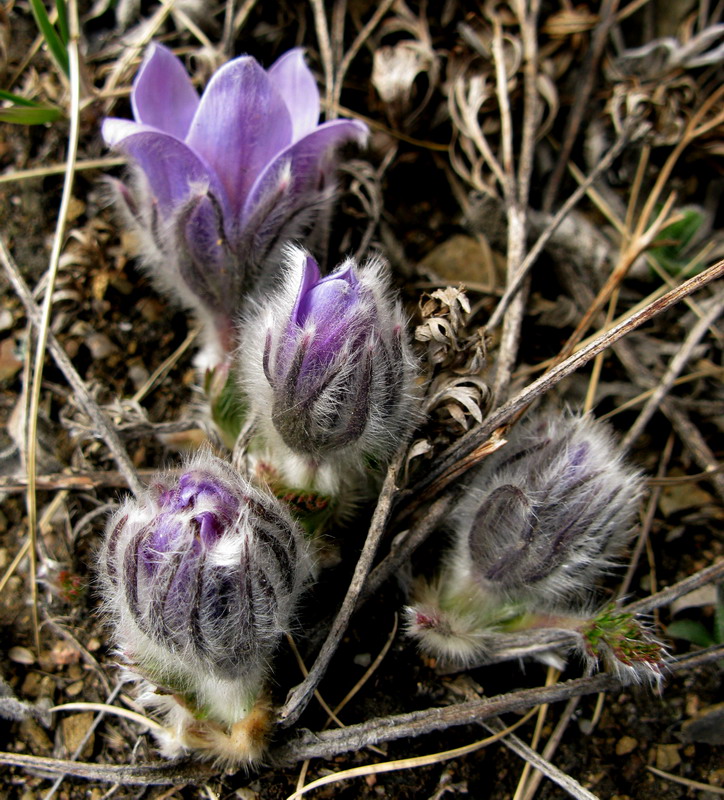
[291,255,322,325]
[131,43,199,139]
[186,56,293,214]
[297,264,359,326]
[268,48,320,141]
[104,123,221,214]
[241,119,368,225]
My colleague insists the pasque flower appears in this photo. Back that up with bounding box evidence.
[99,452,313,763]
[103,44,368,363]
[241,246,418,494]
[405,412,658,680]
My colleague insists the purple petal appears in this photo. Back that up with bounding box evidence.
[103,121,223,214]
[241,119,368,225]
[131,43,199,139]
[291,255,322,326]
[268,48,320,141]
[186,56,293,214]
[296,264,360,326]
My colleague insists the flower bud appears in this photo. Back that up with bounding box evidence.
[451,411,644,606]
[99,452,313,763]
[241,246,418,488]
[406,411,650,675]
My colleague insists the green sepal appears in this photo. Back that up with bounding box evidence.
[205,365,248,449]
[580,604,662,667]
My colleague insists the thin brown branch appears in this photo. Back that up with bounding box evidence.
[619,290,724,450]
[269,646,723,765]
[0,239,143,496]
[410,259,724,501]
[279,441,409,727]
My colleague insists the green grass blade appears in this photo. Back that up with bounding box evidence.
[28,0,69,76]
[0,88,44,107]
[54,0,69,45]
[0,104,64,124]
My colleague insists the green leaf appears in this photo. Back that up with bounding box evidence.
[29,0,69,76]
[0,104,64,124]
[0,88,44,107]
[650,208,705,276]
[714,583,724,645]
[667,619,715,648]
[54,0,69,45]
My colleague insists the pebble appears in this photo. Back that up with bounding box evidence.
[615,735,638,756]
[62,712,95,759]
[655,744,682,771]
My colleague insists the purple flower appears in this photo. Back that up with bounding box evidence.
[103,44,368,362]
[99,451,312,738]
[241,247,417,473]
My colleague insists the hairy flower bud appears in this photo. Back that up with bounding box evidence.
[241,246,418,492]
[99,452,312,763]
[406,412,655,678]
[451,411,643,605]
[103,44,367,366]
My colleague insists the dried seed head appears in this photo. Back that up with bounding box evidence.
[99,451,312,742]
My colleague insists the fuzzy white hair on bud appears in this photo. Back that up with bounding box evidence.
[239,245,420,496]
[406,411,660,680]
[98,449,313,765]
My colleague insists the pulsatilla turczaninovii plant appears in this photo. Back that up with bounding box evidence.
[241,246,419,497]
[406,411,661,683]
[99,451,313,764]
[103,44,368,367]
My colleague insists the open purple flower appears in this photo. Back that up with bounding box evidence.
[103,44,368,363]
[99,451,312,761]
[241,247,417,482]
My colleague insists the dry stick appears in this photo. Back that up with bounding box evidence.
[0,469,159,493]
[357,492,454,608]
[489,5,539,406]
[279,444,408,727]
[0,754,213,786]
[619,291,724,450]
[331,0,396,116]
[24,1,82,655]
[614,338,724,504]
[519,696,583,800]
[410,259,724,502]
[0,240,143,496]
[0,157,126,184]
[484,720,599,800]
[309,0,334,121]
[269,646,724,766]
[486,121,641,331]
[1,647,720,785]
[542,0,619,211]
[618,434,675,600]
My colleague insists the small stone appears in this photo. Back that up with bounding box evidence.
[655,744,681,771]
[21,672,43,698]
[65,680,84,697]
[616,736,638,756]
[19,718,53,754]
[62,712,95,759]
[9,646,35,665]
[85,332,117,360]
[708,768,724,787]
[354,653,372,668]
